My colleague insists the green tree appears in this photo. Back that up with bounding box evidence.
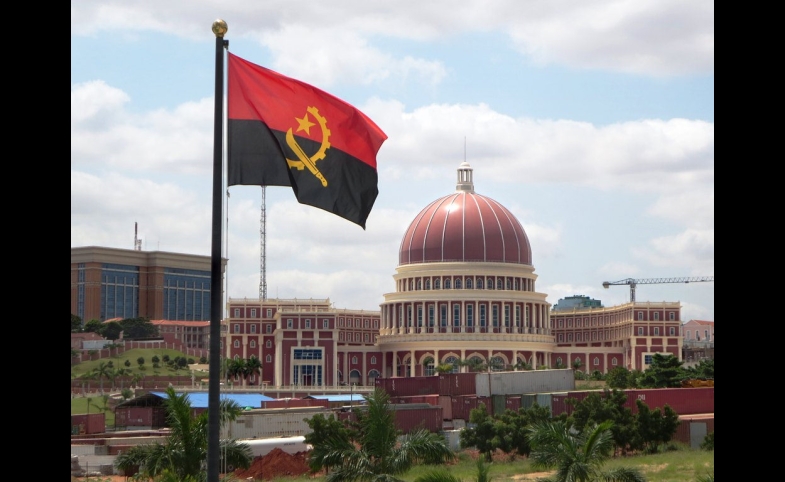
[572,358,583,371]
[526,420,646,482]
[568,389,636,454]
[71,314,83,332]
[307,388,453,481]
[435,363,456,374]
[640,354,684,388]
[118,317,159,339]
[100,321,123,340]
[633,400,680,454]
[494,404,553,458]
[245,356,262,384]
[114,386,252,480]
[304,412,352,474]
[137,356,145,369]
[605,367,633,389]
[684,358,714,380]
[84,319,103,333]
[459,403,497,462]
[90,361,113,395]
[124,359,132,368]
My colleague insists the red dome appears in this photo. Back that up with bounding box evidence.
[399,163,532,266]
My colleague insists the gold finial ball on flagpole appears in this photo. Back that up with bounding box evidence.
[212,19,228,37]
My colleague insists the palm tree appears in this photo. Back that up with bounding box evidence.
[525,420,646,482]
[91,361,113,394]
[114,386,252,480]
[245,356,263,385]
[310,387,454,481]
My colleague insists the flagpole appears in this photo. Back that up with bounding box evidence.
[209,18,228,482]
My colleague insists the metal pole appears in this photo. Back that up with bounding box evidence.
[208,18,228,482]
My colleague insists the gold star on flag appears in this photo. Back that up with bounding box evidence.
[295,113,316,135]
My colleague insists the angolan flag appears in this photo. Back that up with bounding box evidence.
[227,53,387,229]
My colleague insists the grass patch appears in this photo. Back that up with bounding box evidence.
[72,347,207,380]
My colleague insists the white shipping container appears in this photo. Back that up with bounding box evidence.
[221,407,328,439]
[475,373,491,397]
[442,429,463,451]
[486,369,575,395]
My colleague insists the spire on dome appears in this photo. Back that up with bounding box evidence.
[456,161,474,192]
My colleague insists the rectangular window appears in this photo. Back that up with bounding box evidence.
[250,324,257,334]
[669,312,675,320]
[364,333,370,342]
[638,327,644,336]
[453,304,460,327]
[479,305,486,327]
[234,308,240,317]
[441,305,448,326]
[287,319,293,329]
[504,305,510,327]
[653,312,659,321]
[653,327,659,335]
[644,354,653,365]
[568,333,573,341]
[266,324,272,334]
[515,306,521,326]
[323,319,329,329]
[266,309,272,317]
[467,305,474,327]
[492,305,498,327]
[558,334,563,342]
[418,307,423,327]
[250,308,257,318]
[364,320,369,328]
[669,327,675,335]
[428,305,435,326]
[637,312,644,321]
[234,324,240,334]
[705,329,710,340]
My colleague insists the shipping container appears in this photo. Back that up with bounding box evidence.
[504,395,522,412]
[262,398,329,409]
[338,406,443,433]
[221,407,329,439]
[375,376,440,397]
[549,392,570,417]
[71,413,106,435]
[535,393,552,415]
[483,369,576,395]
[390,394,440,406]
[673,414,714,448]
[520,394,538,410]
[450,395,492,420]
[475,373,491,397]
[492,395,506,415]
[438,395,453,420]
[115,406,167,429]
[439,373,477,396]
[625,387,714,415]
[236,436,312,457]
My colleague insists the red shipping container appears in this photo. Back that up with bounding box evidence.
[391,394,440,406]
[375,376,440,397]
[438,395,452,420]
[505,395,521,412]
[393,406,443,433]
[263,399,329,409]
[71,413,106,435]
[451,395,493,420]
[625,387,714,415]
[115,406,167,429]
[439,373,477,396]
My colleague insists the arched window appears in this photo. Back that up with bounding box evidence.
[455,278,462,289]
[425,279,431,290]
[434,278,441,289]
[250,340,256,348]
[487,277,494,289]
[368,369,380,383]
[466,278,473,289]
[352,356,358,364]
[233,340,240,348]
[497,278,503,290]
[423,356,435,376]
[266,340,272,348]
[477,278,483,289]
[612,358,618,366]
[444,278,451,289]
[444,356,459,373]
[491,356,505,372]
[593,357,600,366]
[266,355,272,363]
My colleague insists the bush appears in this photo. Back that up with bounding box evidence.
[700,432,714,450]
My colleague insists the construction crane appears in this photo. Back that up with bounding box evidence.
[602,276,714,302]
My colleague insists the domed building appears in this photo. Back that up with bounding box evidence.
[221,162,684,390]
[376,162,553,378]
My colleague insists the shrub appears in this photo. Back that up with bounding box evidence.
[700,432,714,450]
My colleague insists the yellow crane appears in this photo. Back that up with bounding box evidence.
[602,276,714,302]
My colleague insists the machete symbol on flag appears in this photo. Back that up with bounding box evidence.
[227,52,387,229]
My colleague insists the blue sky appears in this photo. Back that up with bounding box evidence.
[71,1,714,322]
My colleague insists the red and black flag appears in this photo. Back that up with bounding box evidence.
[227,53,387,229]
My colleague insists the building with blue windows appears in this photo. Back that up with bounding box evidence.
[70,246,225,323]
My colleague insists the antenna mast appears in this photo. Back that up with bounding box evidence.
[134,222,142,251]
[259,187,267,300]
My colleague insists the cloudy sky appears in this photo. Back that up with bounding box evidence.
[71,1,714,323]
